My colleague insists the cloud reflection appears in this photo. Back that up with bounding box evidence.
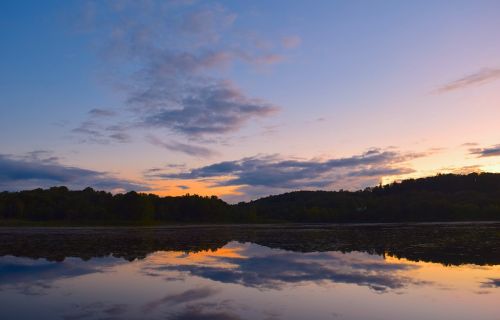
[481,278,500,288]
[145,242,425,292]
[142,287,220,313]
[0,256,122,296]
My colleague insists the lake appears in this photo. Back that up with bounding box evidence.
[0,223,499,320]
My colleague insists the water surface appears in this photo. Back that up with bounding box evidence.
[0,224,498,320]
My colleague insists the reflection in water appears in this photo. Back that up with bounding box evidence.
[145,243,425,292]
[0,224,499,320]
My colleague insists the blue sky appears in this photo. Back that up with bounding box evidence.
[1,0,500,201]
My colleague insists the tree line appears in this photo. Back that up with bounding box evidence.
[1,173,499,224]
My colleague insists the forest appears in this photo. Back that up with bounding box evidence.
[1,173,499,224]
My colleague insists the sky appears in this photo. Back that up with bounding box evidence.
[1,0,499,202]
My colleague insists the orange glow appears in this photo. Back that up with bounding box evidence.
[384,254,500,290]
[144,179,244,198]
[148,246,246,268]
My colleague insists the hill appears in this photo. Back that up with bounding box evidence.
[1,173,499,224]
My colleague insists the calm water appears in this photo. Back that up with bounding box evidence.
[0,224,499,320]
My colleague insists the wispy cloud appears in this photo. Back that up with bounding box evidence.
[142,287,220,313]
[434,68,500,94]
[281,35,302,49]
[72,120,131,144]
[88,108,116,117]
[146,135,217,157]
[347,167,414,177]
[0,153,149,192]
[72,1,283,145]
[469,144,500,157]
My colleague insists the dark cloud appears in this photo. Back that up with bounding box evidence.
[146,135,217,157]
[469,144,500,157]
[0,154,149,192]
[434,68,500,93]
[153,149,420,191]
[146,148,427,201]
[141,80,278,136]
[481,278,500,288]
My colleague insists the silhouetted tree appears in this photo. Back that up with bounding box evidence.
[0,173,499,224]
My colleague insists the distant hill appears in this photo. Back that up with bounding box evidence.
[1,173,499,225]
[241,173,500,223]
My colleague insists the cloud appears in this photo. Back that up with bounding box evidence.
[108,132,131,143]
[146,135,217,157]
[0,153,149,192]
[141,80,278,136]
[72,120,132,144]
[151,149,421,198]
[281,35,302,49]
[469,144,500,157]
[461,142,479,147]
[147,148,427,201]
[481,278,500,288]
[72,120,102,137]
[244,53,285,65]
[347,167,415,177]
[0,256,119,296]
[180,6,237,40]
[88,108,116,117]
[73,1,282,143]
[24,150,60,163]
[434,68,500,93]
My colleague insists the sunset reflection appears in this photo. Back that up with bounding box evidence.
[0,226,498,320]
[147,245,247,269]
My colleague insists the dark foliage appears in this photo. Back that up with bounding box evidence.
[239,173,500,222]
[1,173,499,224]
[0,224,498,266]
[0,187,230,224]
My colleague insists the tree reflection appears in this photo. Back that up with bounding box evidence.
[0,223,498,266]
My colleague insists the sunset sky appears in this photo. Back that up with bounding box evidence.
[1,0,499,201]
